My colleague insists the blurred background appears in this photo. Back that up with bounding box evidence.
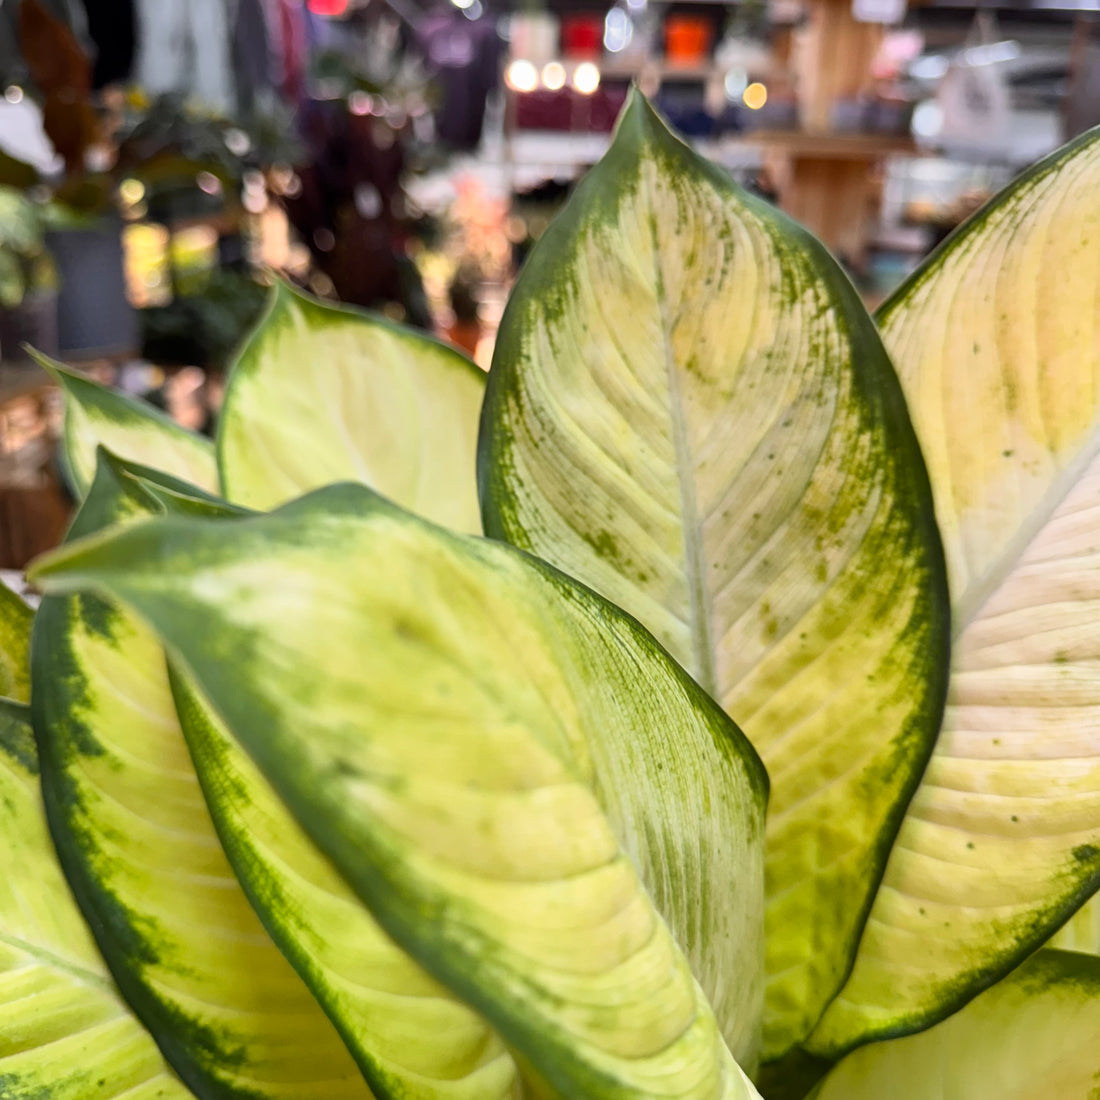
[0,0,1097,571]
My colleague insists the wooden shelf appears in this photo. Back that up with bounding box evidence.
[746,130,919,158]
[598,60,724,80]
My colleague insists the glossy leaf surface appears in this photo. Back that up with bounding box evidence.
[32,483,768,1098]
[218,283,485,530]
[811,126,1100,1053]
[479,92,949,1057]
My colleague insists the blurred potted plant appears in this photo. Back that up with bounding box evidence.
[14,0,135,357]
[0,186,58,362]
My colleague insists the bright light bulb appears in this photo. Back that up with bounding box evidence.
[573,62,601,95]
[603,8,633,53]
[542,62,566,91]
[505,59,539,93]
[119,178,145,205]
[743,82,768,110]
[724,69,748,101]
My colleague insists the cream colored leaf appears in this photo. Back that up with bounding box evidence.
[810,126,1100,1054]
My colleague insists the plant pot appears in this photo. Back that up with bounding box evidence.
[45,219,137,358]
[0,289,59,363]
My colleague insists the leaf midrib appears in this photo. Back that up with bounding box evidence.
[0,928,114,992]
[954,419,1100,637]
[644,192,718,699]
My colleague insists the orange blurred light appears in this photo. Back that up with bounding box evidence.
[743,82,768,110]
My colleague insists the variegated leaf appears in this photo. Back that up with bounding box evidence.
[30,453,372,1099]
[478,91,949,1058]
[218,282,485,530]
[31,483,768,1098]
[810,125,1100,1054]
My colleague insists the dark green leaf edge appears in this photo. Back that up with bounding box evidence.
[29,453,254,1100]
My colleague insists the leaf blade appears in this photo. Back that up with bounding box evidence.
[0,697,193,1100]
[34,352,219,498]
[171,667,523,1100]
[809,126,1100,1054]
[31,483,767,1099]
[811,951,1100,1100]
[218,283,485,530]
[0,579,34,701]
[478,92,949,1058]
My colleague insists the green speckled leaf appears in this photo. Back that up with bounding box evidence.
[218,282,484,530]
[30,454,372,1099]
[31,483,767,1099]
[32,352,219,498]
[171,670,522,1100]
[810,126,1100,1056]
[478,91,949,1060]
[0,696,193,1100]
[811,951,1100,1100]
[0,579,33,701]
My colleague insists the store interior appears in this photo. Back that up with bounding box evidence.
[0,0,1097,568]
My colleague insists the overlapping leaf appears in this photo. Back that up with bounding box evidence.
[31,483,768,1097]
[33,352,219,498]
[31,455,372,1099]
[218,282,485,529]
[1050,895,1100,956]
[479,91,949,1058]
[0,579,33,701]
[0,697,193,1100]
[809,126,1100,1054]
[171,671,523,1099]
[811,951,1100,1099]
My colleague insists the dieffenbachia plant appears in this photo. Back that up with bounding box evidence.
[0,92,1096,1099]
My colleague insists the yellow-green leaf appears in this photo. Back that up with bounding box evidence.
[31,483,768,1098]
[0,579,33,702]
[1050,895,1100,956]
[478,91,949,1059]
[0,696,194,1100]
[33,352,219,498]
[30,455,372,1099]
[218,282,485,530]
[811,951,1100,1100]
[171,670,522,1100]
[809,126,1100,1054]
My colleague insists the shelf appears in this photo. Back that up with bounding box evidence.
[745,130,918,158]
[598,60,725,80]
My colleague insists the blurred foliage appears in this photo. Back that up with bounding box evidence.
[0,186,58,309]
[139,269,268,369]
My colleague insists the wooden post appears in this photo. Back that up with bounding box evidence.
[796,0,883,133]
[750,0,907,269]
